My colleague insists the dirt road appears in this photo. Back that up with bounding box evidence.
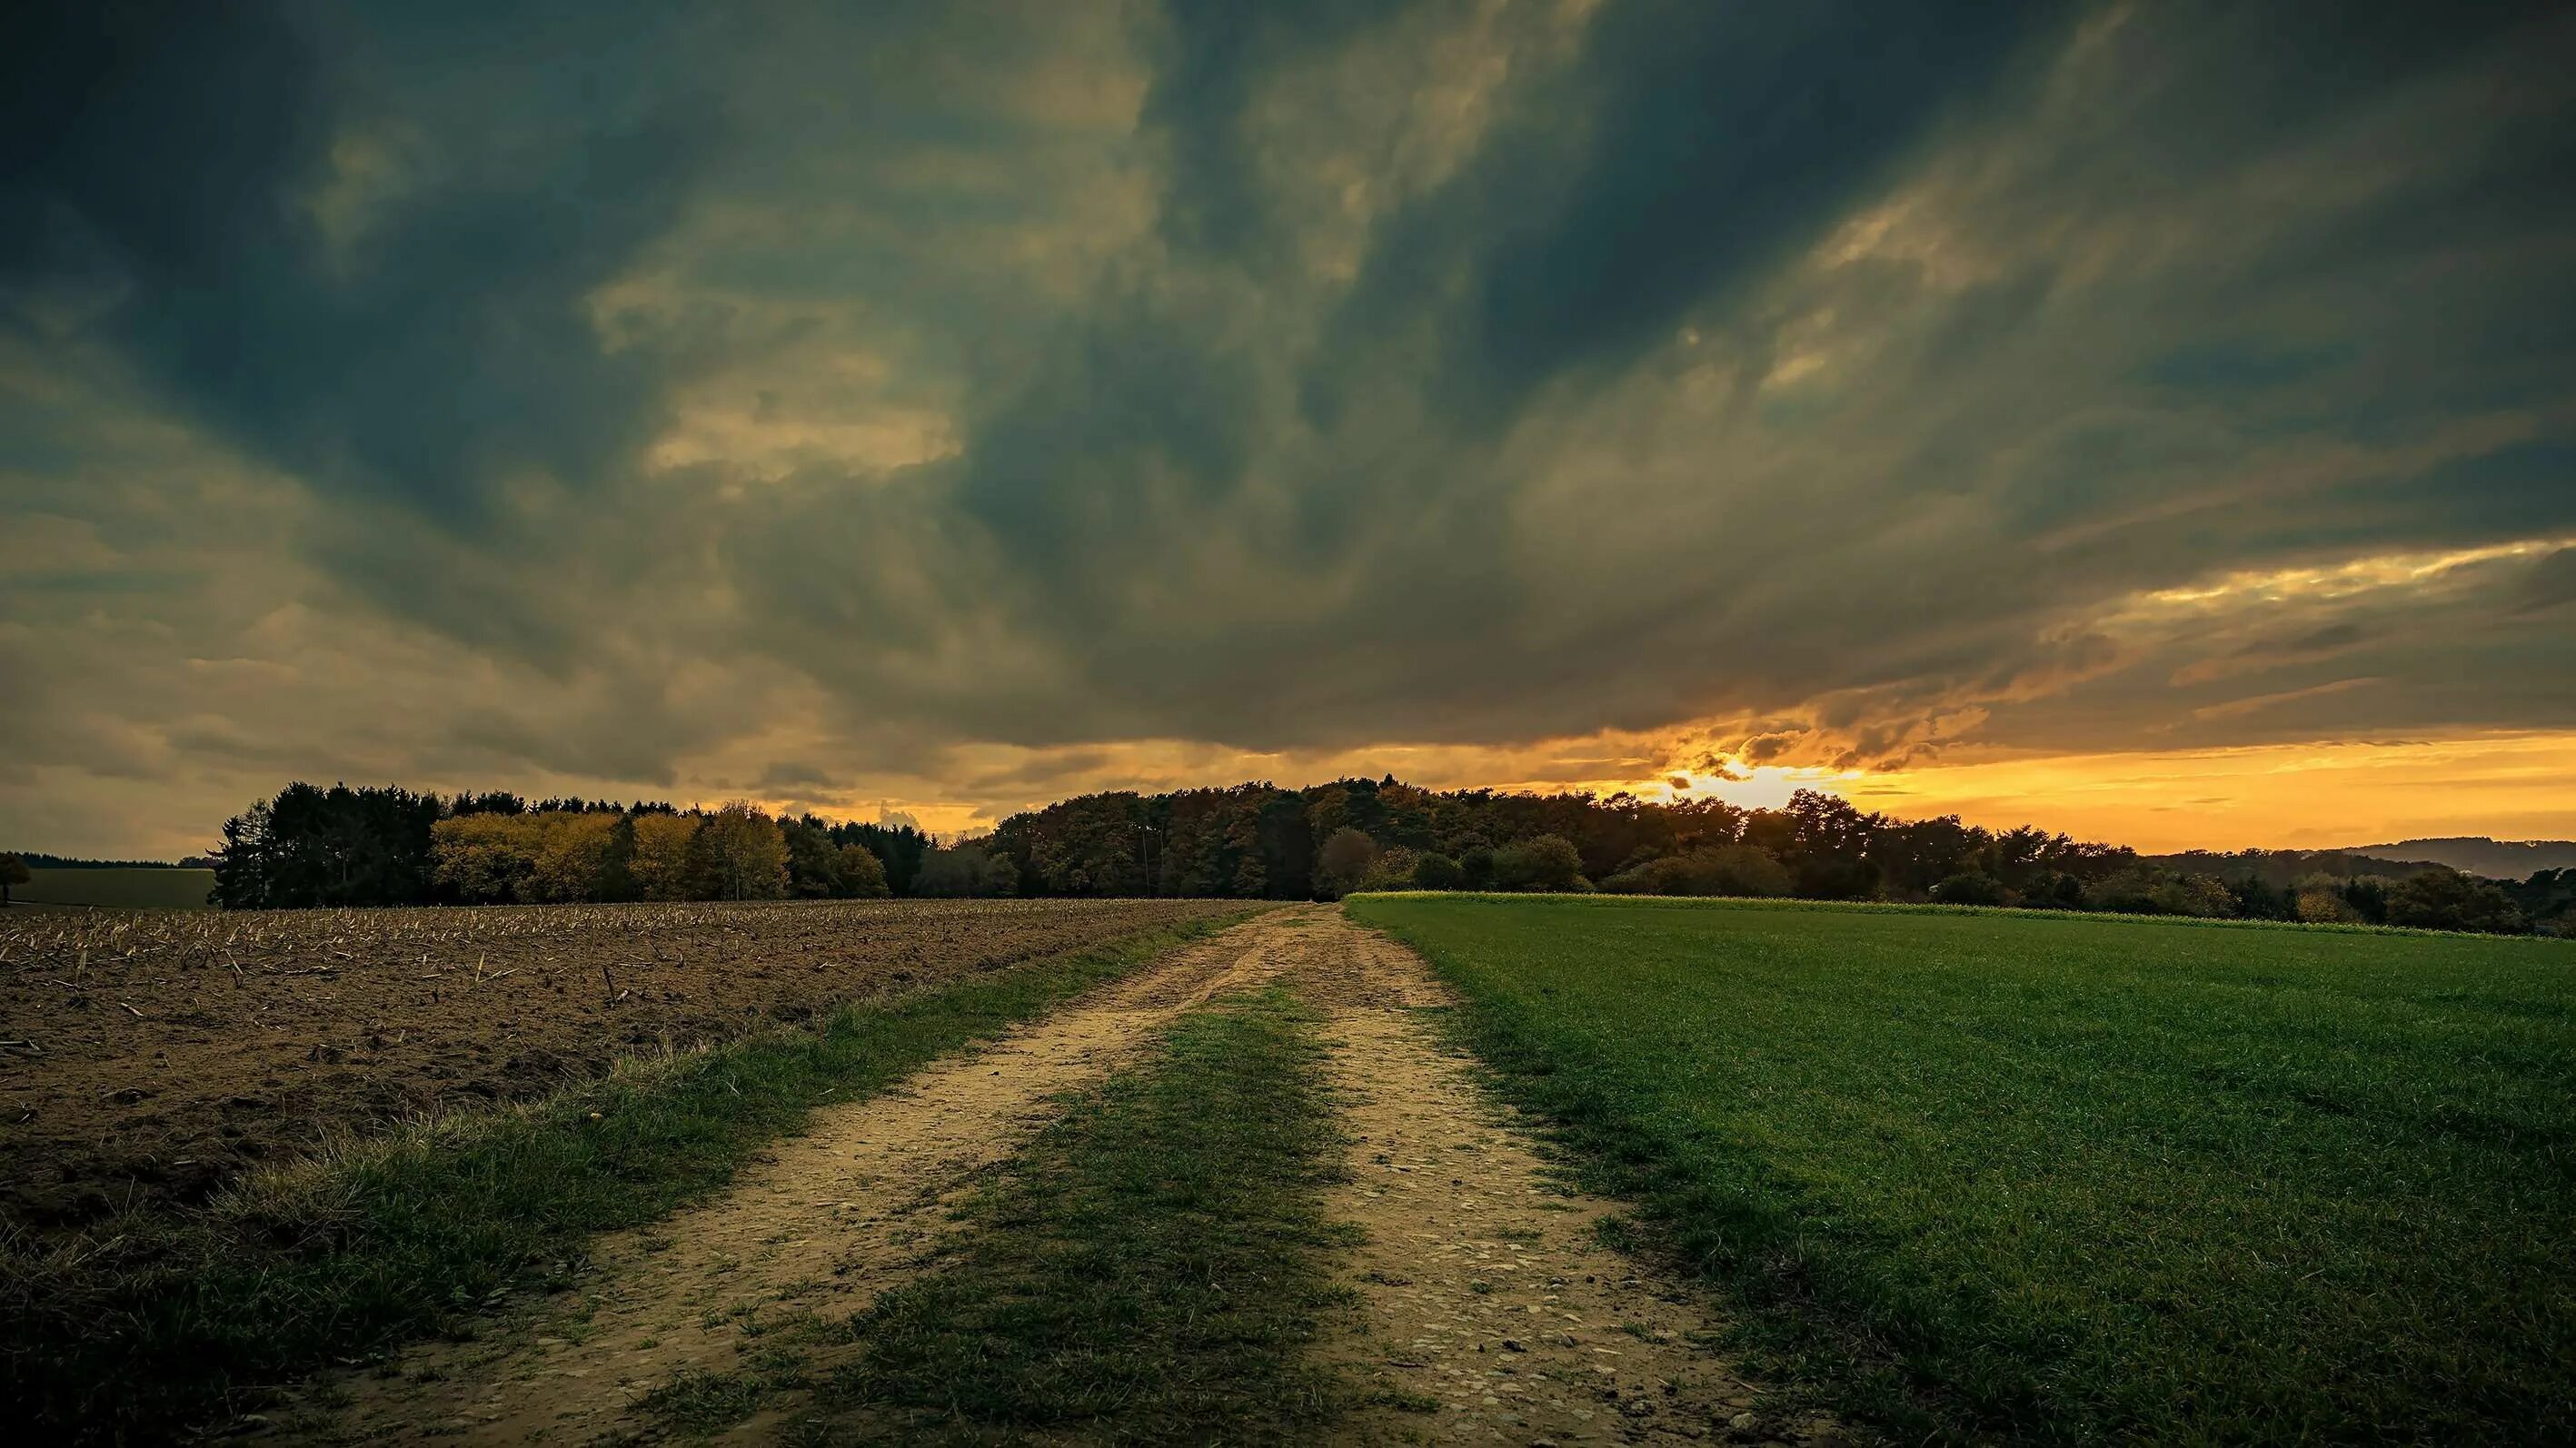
[293,906,1827,1445]
[1307,917,1839,1446]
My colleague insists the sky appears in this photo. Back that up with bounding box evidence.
[5,0,2574,860]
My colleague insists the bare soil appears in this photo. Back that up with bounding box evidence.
[1310,916,1845,1446]
[287,907,1323,1443]
[0,898,1246,1232]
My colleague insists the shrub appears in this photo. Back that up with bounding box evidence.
[1411,852,1465,891]
[2175,872,2242,917]
[1458,845,1497,890]
[1698,844,1793,897]
[1315,828,1378,898]
[1492,835,1588,893]
[837,843,892,898]
[2295,887,2360,924]
[2387,869,2525,935]
[1931,871,2006,907]
[1356,846,1422,894]
[2339,875,2391,924]
[2037,871,2089,908]
[1601,845,1789,898]
[2085,868,2164,916]
[2085,868,2236,918]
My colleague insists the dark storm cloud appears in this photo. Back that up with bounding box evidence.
[1140,0,1398,259]
[907,0,2079,743]
[3,0,715,523]
[7,0,2576,848]
[2517,549,2576,616]
[855,0,2575,768]
[1306,1,2065,426]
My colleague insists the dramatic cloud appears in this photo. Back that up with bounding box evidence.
[5,0,2574,857]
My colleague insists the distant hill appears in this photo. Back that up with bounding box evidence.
[5,852,198,869]
[2341,838,2576,879]
[2149,839,2576,885]
[10,868,216,909]
[2143,848,2456,888]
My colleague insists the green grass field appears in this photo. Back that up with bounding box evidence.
[10,867,214,909]
[1347,893,2576,1444]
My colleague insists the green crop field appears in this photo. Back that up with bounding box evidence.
[1347,893,2576,1444]
[10,868,214,909]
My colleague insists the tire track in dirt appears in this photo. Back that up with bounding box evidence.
[1310,914,1845,1447]
[286,908,1316,1444]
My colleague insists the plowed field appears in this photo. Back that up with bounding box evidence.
[0,898,1248,1231]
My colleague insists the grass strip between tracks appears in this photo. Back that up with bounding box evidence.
[2,910,1263,1443]
[651,986,1357,1444]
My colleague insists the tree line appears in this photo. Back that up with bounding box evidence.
[4,851,218,869]
[982,776,2560,933]
[206,784,933,908]
[197,777,2568,936]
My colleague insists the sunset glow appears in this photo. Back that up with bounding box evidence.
[1825,734,2576,854]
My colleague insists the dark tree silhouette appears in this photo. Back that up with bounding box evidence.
[190,772,2544,932]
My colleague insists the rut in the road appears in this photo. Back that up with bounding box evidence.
[1312,917,1844,1447]
[301,909,1316,1444]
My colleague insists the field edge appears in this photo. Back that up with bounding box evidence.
[1348,888,2571,943]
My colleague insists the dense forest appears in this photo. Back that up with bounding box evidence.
[187,777,2572,936]
[202,784,932,909]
